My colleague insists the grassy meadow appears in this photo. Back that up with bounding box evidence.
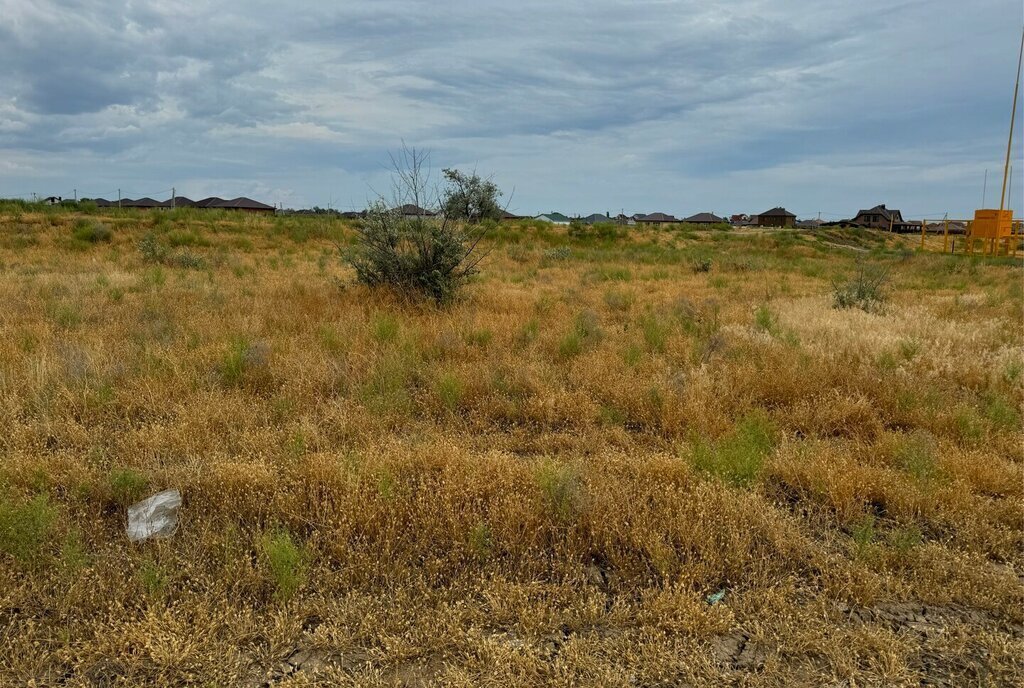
[0,205,1022,686]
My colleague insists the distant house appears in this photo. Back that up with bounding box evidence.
[88,198,113,207]
[121,197,162,209]
[394,204,435,219]
[534,212,571,225]
[635,212,679,226]
[582,213,614,225]
[43,196,62,205]
[502,210,525,221]
[340,210,365,220]
[194,197,225,208]
[214,197,276,213]
[756,207,796,228]
[159,196,197,209]
[850,204,903,230]
[682,212,727,225]
[730,214,750,225]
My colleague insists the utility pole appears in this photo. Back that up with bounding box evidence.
[171,187,175,209]
[73,188,77,201]
[118,189,121,209]
[999,26,1024,212]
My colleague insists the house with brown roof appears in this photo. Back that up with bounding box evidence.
[214,197,276,213]
[395,204,436,219]
[756,207,796,228]
[682,212,728,226]
[121,197,162,209]
[635,212,679,226]
[849,204,903,230]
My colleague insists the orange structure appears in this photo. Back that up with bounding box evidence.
[967,209,1015,255]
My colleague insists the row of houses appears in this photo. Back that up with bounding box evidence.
[81,195,276,213]
[534,207,798,228]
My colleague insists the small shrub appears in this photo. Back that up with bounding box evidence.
[73,219,112,244]
[169,249,206,269]
[436,372,464,412]
[893,432,940,483]
[603,288,635,313]
[0,494,56,563]
[542,247,572,262]
[535,461,584,522]
[138,233,168,264]
[371,313,400,344]
[559,310,602,359]
[468,521,493,561]
[220,336,269,386]
[691,257,712,273]
[832,261,889,312]
[851,514,877,560]
[754,304,778,335]
[261,529,305,601]
[109,468,149,506]
[639,311,670,353]
[690,411,777,487]
[516,318,540,347]
[139,558,169,598]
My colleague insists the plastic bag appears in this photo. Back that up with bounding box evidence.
[126,489,182,542]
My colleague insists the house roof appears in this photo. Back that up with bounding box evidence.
[122,197,161,207]
[502,210,524,220]
[637,212,678,222]
[194,197,225,208]
[582,213,613,224]
[683,212,727,224]
[215,197,275,210]
[160,196,196,208]
[759,207,796,217]
[536,212,571,222]
[854,204,901,221]
[395,203,435,216]
[89,198,112,206]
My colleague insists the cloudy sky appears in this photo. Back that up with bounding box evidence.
[1,0,1021,218]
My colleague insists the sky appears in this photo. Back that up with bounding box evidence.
[0,0,1021,219]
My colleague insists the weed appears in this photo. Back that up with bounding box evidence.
[832,261,889,312]
[690,411,777,487]
[468,521,493,561]
[109,468,149,506]
[0,494,56,563]
[603,288,635,312]
[139,558,169,599]
[851,514,877,560]
[535,461,583,522]
[691,257,712,273]
[639,311,670,353]
[371,313,400,344]
[138,233,168,264]
[261,529,305,601]
[893,432,940,483]
[73,219,112,244]
[436,372,464,412]
[754,305,778,335]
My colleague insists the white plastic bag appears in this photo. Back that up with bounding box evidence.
[126,489,182,542]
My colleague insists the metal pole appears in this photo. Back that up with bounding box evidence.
[920,219,927,249]
[943,214,949,252]
[118,189,121,209]
[172,187,175,209]
[999,26,1024,212]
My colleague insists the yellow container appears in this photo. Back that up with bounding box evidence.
[971,209,1013,239]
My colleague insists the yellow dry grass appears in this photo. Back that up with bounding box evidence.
[0,208,1021,686]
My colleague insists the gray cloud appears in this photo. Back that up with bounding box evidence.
[0,0,1020,215]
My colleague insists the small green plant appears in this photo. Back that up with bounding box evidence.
[832,261,889,312]
[893,432,940,483]
[73,219,112,244]
[436,372,464,412]
[888,524,923,557]
[261,529,305,601]
[535,461,583,522]
[851,514,877,560]
[516,318,540,347]
[464,328,493,347]
[109,468,149,506]
[138,232,168,264]
[371,313,400,344]
[690,411,777,487]
[639,311,670,353]
[691,257,712,273]
[59,529,89,574]
[468,520,493,561]
[542,246,572,262]
[0,494,56,563]
[559,310,602,359]
[754,305,778,335]
[603,288,635,313]
[138,558,169,599]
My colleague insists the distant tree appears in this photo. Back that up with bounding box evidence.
[345,145,498,304]
[439,169,503,224]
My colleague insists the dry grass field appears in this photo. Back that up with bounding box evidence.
[0,206,1022,686]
